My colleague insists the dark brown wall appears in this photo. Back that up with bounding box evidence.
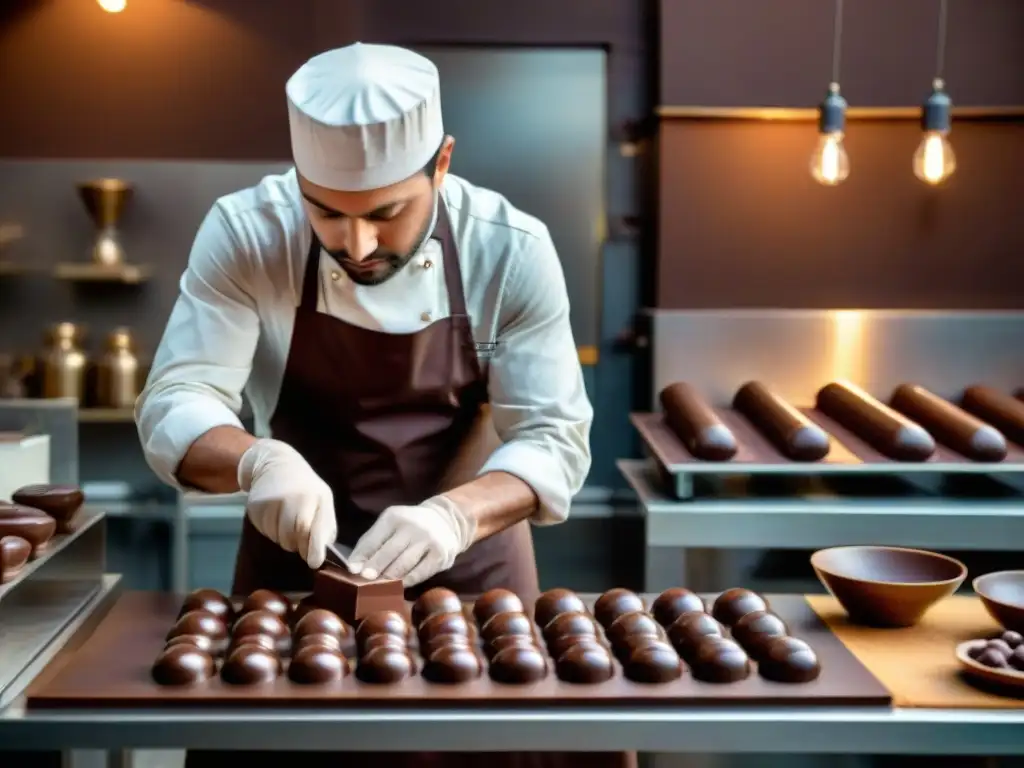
[656,0,1024,310]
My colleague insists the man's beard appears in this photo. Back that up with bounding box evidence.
[324,195,438,287]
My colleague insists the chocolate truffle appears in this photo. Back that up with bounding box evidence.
[418,611,472,644]
[542,611,597,644]
[489,646,548,684]
[294,632,344,654]
[288,646,348,684]
[152,644,215,686]
[168,610,229,652]
[623,643,684,683]
[1009,646,1024,671]
[293,594,321,624]
[605,611,663,648]
[534,588,587,629]
[473,589,525,625]
[613,635,671,664]
[226,634,278,657]
[0,506,56,555]
[667,612,724,659]
[758,636,821,683]
[164,634,217,655]
[480,611,534,643]
[976,648,1009,668]
[412,587,463,628]
[485,634,540,660]
[731,611,789,659]
[421,633,474,661]
[355,610,409,649]
[12,483,84,533]
[356,647,415,684]
[241,589,292,623]
[711,588,769,627]
[423,644,483,684]
[690,638,751,683]
[651,588,706,628]
[221,646,281,685]
[293,609,347,641]
[547,634,604,662]
[360,632,408,655]
[0,535,31,583]
[987,638,1014,657]
[556,643,615,684]
[1001,631,1023,650]
[178,588,234,623]
[593,589,645,628]
[232,610,290,651]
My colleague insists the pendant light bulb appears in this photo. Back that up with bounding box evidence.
[97,0,126,12]
[810,83,850,186]
[913,79,956,185]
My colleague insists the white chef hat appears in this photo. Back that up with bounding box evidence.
[286,43,444,191]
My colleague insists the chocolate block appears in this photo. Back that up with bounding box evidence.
[312,566,404,626]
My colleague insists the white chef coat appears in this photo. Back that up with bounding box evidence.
[135,169,592,524]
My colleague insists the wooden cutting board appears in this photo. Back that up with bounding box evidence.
[807,594,1023,708]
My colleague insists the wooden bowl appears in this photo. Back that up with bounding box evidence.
[811,546,966,627]
[955,640,1024,694]
[974,571,1024,633]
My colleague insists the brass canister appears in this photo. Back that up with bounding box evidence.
[95,327,141,408]
[40,322,88,401]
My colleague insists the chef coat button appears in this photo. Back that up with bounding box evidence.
[330,270,341,281]
[421,312,432,322]
[423,259,433,270]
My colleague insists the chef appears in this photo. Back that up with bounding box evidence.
[137,43,634,768]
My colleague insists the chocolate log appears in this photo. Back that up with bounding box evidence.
[891,383,1008,462]
[962,386,1024,447]
[659,382,738,461]
[816,381,936,461]
[733,381,830,461]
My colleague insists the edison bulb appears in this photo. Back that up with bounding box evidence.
[810,132,850,186]
[913,131,956,185]
[97,0,126,12]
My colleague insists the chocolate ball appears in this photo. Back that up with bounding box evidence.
[294,633,343,654]
[178,588,234,623]
[164,634,217,655]
[288,646,348,684]
[547,633,604,662]
[1001,631,1023,650]
[711,588,768,627]
[556,643,615,684]
[976,648,1009,668]
[1009,646,1024,671]
[623,643,683,683]
[420,633,473,661]
[232,610,290,652]
[480,611,534,643]
[605,611,663,648]
[356,611,409,649]
[241,589,291,623]
[689,638,751,683]
[612,635,671,664]
[667,612,724,659]
[758,636,821,683]
[412,587,463,628]
[360,633,408,656]
[423,644,483,684]
[152,644,215,686]
[293,609,347,641]
[221,646,281,685]
[987,639,1014,657]
[226,634,278,657]
[293,594,321,624]
[357,647,414,684]
[534,588,587,629]
[418,611,472,644]
[167,610,229,652]
[473,589,525,625]
[593,589,645,628]
[485,634,539,660]
[489,646,548,684]
[651,588,705,627]
[731,611,789,659]
[542,611,597,644]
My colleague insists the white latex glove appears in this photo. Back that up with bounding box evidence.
[347,496,476,587]
[237,438,337,569]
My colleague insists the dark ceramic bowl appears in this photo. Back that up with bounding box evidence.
[811,546,966,628]
[974,571,1024,633]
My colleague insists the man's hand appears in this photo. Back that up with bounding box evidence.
[347,496,476,586]
[238,438,337,568]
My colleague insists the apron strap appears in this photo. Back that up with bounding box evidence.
[433,197,469,319]
[300,230,322,310]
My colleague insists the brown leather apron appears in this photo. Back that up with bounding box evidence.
[185,199,635,768]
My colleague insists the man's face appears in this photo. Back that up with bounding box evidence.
[298,138,453,286]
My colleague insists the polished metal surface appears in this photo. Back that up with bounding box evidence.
[649,309,1024,405]
[0,510,106,706]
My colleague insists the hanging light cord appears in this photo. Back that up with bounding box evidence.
[830,0,844,84]
[934,0,949,80]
